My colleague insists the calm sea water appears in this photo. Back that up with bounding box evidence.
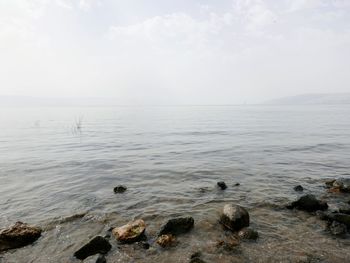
[1,105,350,262]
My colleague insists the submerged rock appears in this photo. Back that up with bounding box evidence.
[112,219,146,243]
[238,227,259,240]
[113,185,127,193]
[137,241,150,249]
[156,234,176,248]
[331,213,350,228]
[294,185,304,192]
[220,204,250,231]
[190,252,206,263]
[336,203,350,215]
[83,254,106,263]
[287,194,328,212]
[74,236,111,260]
[0,222,42,252]
[329,221,347,236]
[216,238,240,252]
[158,217,194,236]
[217,181,227,190]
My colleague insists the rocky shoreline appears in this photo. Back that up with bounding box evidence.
[1,178,350,262]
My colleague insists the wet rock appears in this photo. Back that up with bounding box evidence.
[112,219,146,243]
[74,236,111,260]
[328,221,347,236]
[287,194,328,212]
[294,185,304,192]
[190,252,206,263]
[158,217,194,236]
[325,179,336,188]
[333,178,350,193]
[331,213,350,228]
[0,222,42,252]
[217,181,227,190]
[216,238,239,252]
[336,203,350,215]
[83,254,106,263]
[137,241,150,249]
[220,204,250,231]
[325,178,350,193]
[156,234,176,248]
[238,227,259,240]
[113,185,127,193]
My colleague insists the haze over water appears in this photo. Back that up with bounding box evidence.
[1,105,350,262]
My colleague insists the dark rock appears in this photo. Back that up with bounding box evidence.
[113,185,127,193]
[190,252,206,263]
[0,222,42,252]
[112,219,146,243]
[190,252,202,259]
[156,234,176,248]
[325,179,336,188]
[238,227,259,240]
[83,254,106,263]
[287,194,328,212]
[137,241,150,249]
[158,217,194,236]
[190,258,206,263]
[332,213,350,228]
[316,210,333,221]
[74,236,112,260]
[234,183,240,186]
[217,181,227,190]
[329,221,347,236]
[294,185,304,192]
[336,204,350,215]
[220,204,250,231]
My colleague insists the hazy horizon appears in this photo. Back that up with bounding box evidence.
[1,0,350,104]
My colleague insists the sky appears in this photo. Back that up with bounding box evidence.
[0,0,350,105]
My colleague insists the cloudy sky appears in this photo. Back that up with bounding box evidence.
[1,0,350,104]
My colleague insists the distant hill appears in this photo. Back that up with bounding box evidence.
[265,93,350,105]
[0,96,120,107]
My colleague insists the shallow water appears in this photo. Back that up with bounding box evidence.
[1,105,350,262]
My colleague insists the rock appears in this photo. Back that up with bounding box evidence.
[238,227,259,240]
[217,181,227,190]
[328,221,347,236]
[325,179,336,188]
[220,204,250,231]
[294,185,304,192]
[234,183,240,186]
[156,234,176,248]
[216,238,239,252]
[325,178,350,193]
[336,204,350,215]
[0,222,42,252]
[112,219,146,243]
[74,236,111,260]
[332,213,350,228]
[83,254,106,263]
[287,194,328,212]
[190,252,206,263]
[158,217,194,236]
[137,241,150,249]
[114,185,127,193]
[333,178,350,193]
